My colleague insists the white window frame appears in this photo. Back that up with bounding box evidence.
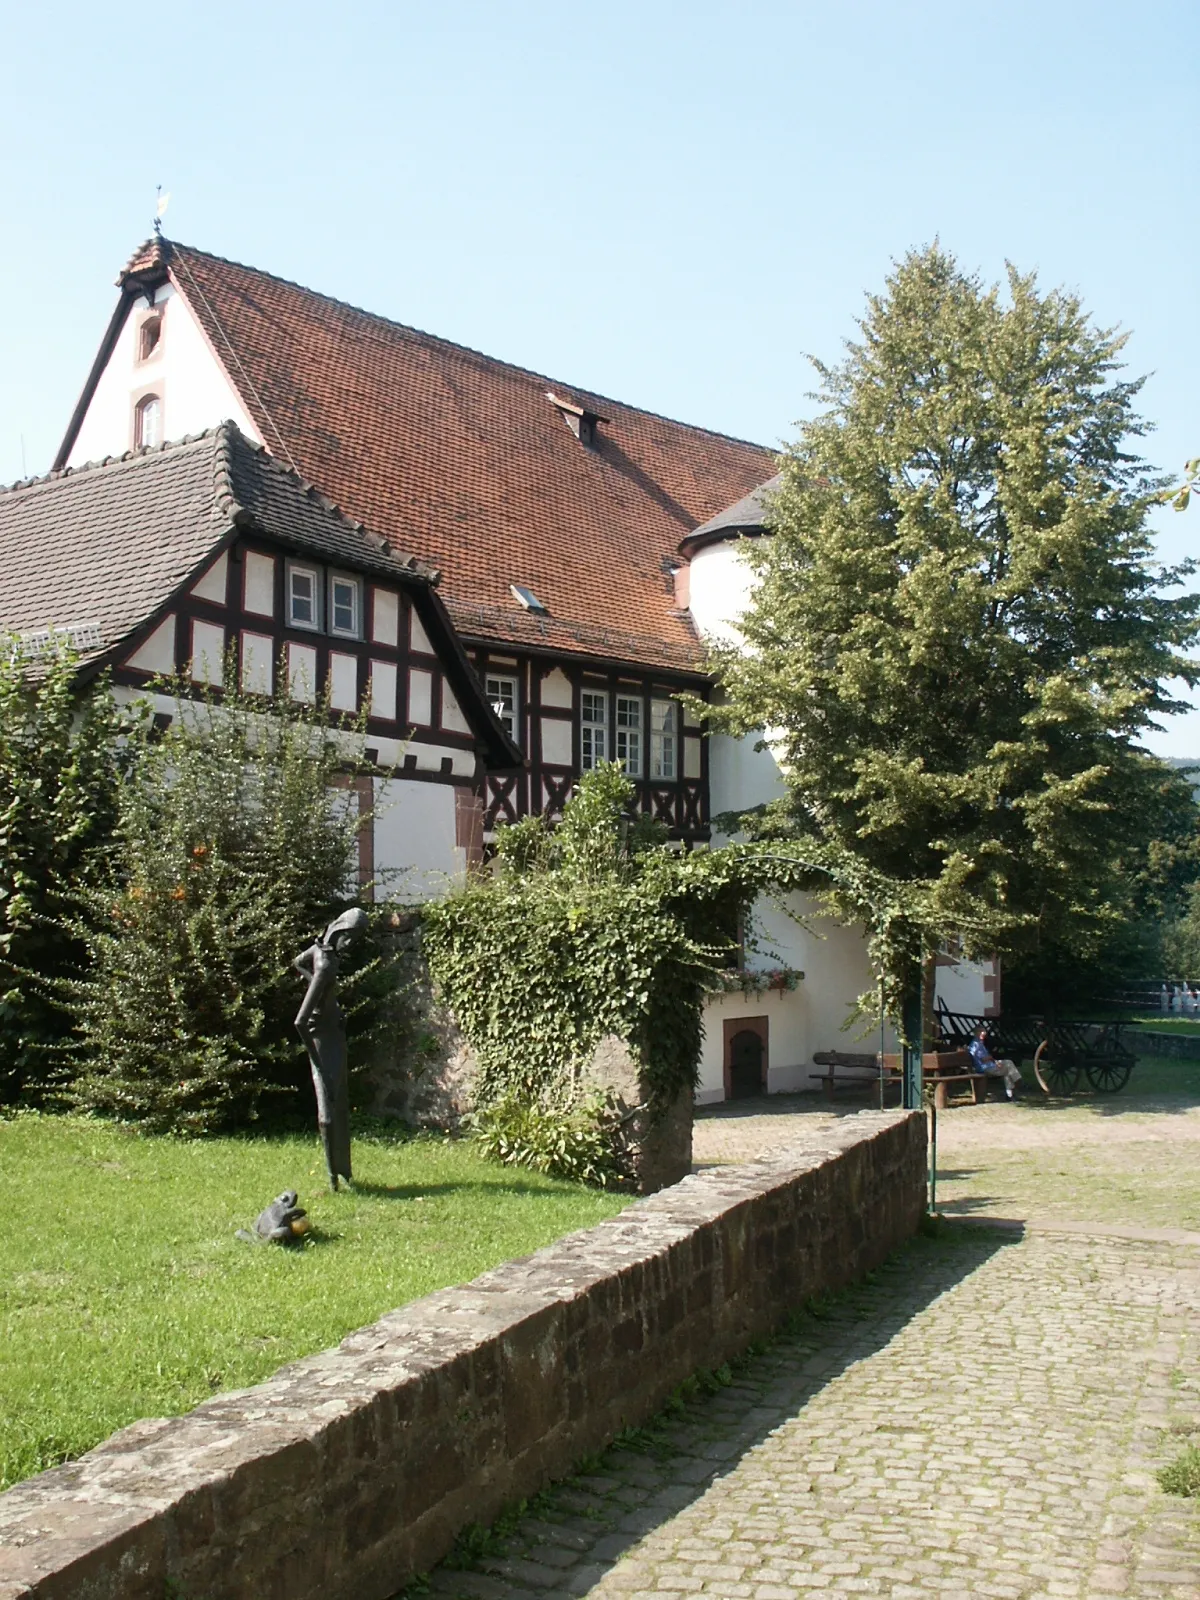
[486,672,520,744]
[615,693,643,777]
[580,688,608,771]
[328,572,362,640]
[134,393,161,448]
[650,698,678,781]
[286,561,322,632]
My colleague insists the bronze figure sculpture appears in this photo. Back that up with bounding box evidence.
[293,907,367,1190]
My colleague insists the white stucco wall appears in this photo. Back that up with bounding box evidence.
[66,282,260,466]
[687,540,757,648]
[934,957,993,1018]
[694,894,894,1103]
[372,777,465,901]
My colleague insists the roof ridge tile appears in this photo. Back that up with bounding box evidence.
[0,427,226,498]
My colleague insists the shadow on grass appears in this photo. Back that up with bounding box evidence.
[349,1176,590,1202]
[392,1222,1019,1600]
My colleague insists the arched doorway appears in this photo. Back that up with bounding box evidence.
[724,1017,768,1099]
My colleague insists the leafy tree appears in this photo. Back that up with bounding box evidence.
[0,646,128,1101]
[63,665,393,1134]
[705,245,1200,1020]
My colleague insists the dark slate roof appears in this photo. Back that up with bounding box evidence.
[0,424,435,663]
[0,424,521,768]
[680,474,782,553]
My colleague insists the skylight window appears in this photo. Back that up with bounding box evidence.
[510,584,547,614]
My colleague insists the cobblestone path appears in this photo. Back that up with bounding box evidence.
[412,1223,1200,1600]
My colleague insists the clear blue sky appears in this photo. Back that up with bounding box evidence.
[3,0,1197,746]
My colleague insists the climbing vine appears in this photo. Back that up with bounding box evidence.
[422,767,759,1134]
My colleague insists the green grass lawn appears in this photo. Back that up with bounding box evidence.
[1126,1016,1200,1038]
[0,1114,628,1493]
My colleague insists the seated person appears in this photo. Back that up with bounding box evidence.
[967,1027,1022,1100]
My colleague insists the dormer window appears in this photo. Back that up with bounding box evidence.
[329,573,362,638]
[138,316,162,362]
[287,561,321,630]
[545,392,607,450]
[134,394,161,448]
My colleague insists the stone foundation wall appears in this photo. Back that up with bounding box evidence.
[0,1110,925,1600]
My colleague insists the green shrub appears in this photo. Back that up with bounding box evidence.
[472,1085,633,1188]
[0,646,128,1102]
[62,664,396,1133]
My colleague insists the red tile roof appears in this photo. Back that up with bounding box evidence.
[111,240,773,671]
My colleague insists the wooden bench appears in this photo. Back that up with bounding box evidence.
[880,1050,995,1109]
[809,1051,898,1102]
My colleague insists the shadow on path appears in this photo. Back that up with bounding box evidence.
[392,1222,1019,1600]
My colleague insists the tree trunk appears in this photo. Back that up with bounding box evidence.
[921,947,938,1053]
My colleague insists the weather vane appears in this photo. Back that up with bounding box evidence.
[154,185,170,238]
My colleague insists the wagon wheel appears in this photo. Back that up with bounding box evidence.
[1084,1057,1133,1094]
[1033,1039,1081,1096]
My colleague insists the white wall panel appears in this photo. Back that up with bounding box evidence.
[372,588,399,646]
[370,660,397,720]
[190,619,225,685]
[410,611,434,655]
[241,631,273,695]
[125,614,175,674]
[540,716,572,765]
[408,669,433,725]
[243,552,275,618]
[288,642,318,702]
[540,666,572,708]
[372,776,465,898]
[190,552,228,605]
[329,652,358,712]
[441,685,470,735]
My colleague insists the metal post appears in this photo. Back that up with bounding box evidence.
[902,983,923,1111]
[929,1101,937,1214]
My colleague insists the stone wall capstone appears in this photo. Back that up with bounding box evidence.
[0,1109,926,1600]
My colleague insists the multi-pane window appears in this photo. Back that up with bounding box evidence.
[329,574,361,638]
[288,563,320,630]
[486,673,519,743]
[581,689,608,770]
[650,699,678,780]
[615,694,642,776]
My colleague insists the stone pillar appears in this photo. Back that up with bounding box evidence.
[585,1034,693,1194]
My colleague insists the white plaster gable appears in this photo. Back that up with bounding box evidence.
[124,614,176,674]
[66,283,261,468]
[190,552,228,605]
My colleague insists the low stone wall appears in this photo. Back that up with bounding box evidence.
[1136,1029,1200,1061]
[0,1110,925,1600]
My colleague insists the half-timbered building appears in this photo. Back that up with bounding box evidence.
[35,234,991,1102]
[0,424,520,900]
